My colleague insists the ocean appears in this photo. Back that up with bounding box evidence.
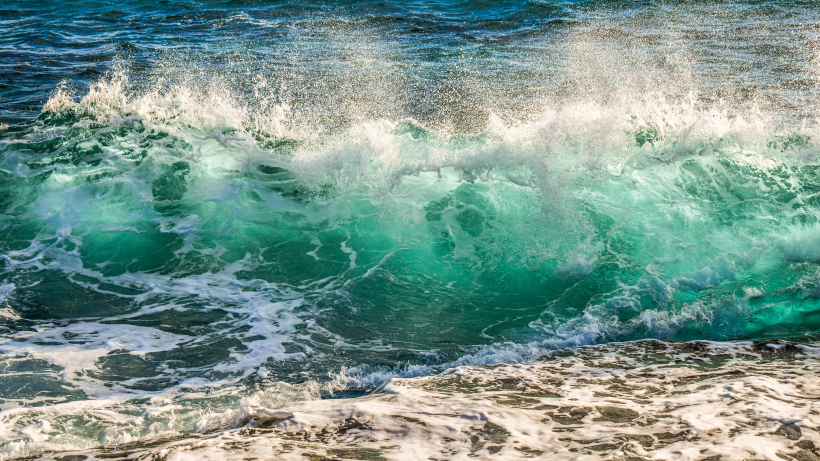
[2,0,820,459]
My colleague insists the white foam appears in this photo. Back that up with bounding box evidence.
[778,223,820,262]
[0,322,188,398]
[35,341,820,461]
[0,284,13,305]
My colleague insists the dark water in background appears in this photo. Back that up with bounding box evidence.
[3,0,820,455]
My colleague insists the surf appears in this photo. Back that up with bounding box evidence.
[3,0,820,456]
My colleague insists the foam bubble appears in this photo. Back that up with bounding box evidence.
[29,340,820,461]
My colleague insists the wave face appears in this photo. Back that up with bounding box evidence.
[3,0,820,457]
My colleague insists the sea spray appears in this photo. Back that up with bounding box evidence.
[4,0,820,457]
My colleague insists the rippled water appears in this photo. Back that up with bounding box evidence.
[3,0,820,458]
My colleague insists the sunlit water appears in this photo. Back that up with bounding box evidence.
[3,0,820,458]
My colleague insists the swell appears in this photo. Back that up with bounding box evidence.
[1,69,820,456]
[4,72,820,355]
[2,0,820,457]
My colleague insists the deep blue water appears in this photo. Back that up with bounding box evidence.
[3,0,820,455]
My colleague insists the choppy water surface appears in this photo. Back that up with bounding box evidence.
[25,340,820,461]
[3,0,820,458]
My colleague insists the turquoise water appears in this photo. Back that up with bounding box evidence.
[3,0,820,455]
